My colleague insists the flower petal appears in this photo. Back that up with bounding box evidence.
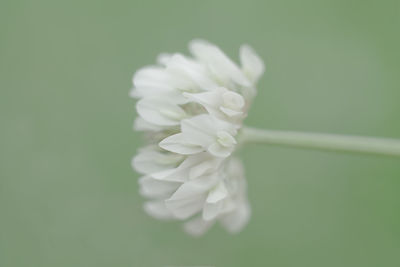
[220,202,251,233]
[206,181,228,203]
[240,44,265,83]
[136,98,186,126]
[208,142,234,157]
[132,67,172,93]
[152,153,222,182]
[133,117,163,132]
[143,201,174,220]
[132,147,183,174]
[166,54,217,91]
[139,176,180,199]
[189,39,251,87]
[183,216,214,236]
[165,195,206,219]
[159,133,204,155]
[180,115,217,146]
[203,200,224,221]
[167,174,219,200]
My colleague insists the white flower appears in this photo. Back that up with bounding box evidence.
[131,39,264,235]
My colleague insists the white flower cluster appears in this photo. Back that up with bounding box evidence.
[131,40,264,235]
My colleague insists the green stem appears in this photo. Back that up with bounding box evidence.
[240,127,400,157]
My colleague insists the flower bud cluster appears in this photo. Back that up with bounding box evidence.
[131,40,264,235]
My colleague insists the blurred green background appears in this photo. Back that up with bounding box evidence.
[1,0,400,266]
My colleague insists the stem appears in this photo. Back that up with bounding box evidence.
[240,127,400,157]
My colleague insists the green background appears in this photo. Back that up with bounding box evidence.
[1,0,400,266]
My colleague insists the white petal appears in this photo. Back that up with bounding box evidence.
[206,181,228,203]
[216,131,237,147]
[165,194,206,219]
[183,216,214,236]
[180,115,217,147]
[133,117,163,132]
[189,114,237,135]
[189,39,251,87]
[157,53,173,66]
[165,175,219,219]
[136,98,186,126]
[184,88,245,122]
[189,160,214,180]
[208,143,233,158]
[203,201,224,221]
[139,176,180,199]
[166,54,217,91]
[182,153,219,180]
[133,67,188,104]
[168,174,219,200]
[159,133,204,155]
[183,90,221,109]
[132,152,162,174]
[219,107,243,117]
[221,91,245,111]
[152,153,221,182]
[132,147,183,174]
[151,168,182,182]
[143,201,174,220]
[220,198,237,214]
[220,202,251,233]
[226,157,245,178]
[183,89,226,119]
[240,44,265,83]
[132,67,172,94]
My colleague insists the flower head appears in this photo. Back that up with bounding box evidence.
[131,39,264,235]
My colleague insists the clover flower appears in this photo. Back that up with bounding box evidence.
[131,39,264,235]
